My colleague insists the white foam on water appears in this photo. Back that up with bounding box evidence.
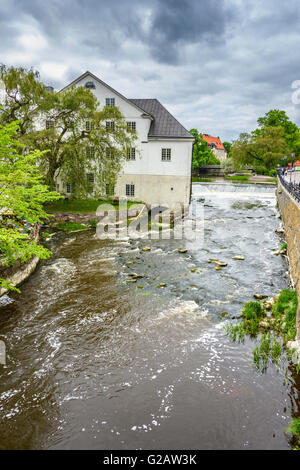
[155,300,207,322]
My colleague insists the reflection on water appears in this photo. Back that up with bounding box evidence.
[0,183,299,449]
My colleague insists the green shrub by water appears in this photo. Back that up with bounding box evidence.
[286,418,300,449]
[56,222,87,231]
[224,289,298,372]
[242,301,264,320]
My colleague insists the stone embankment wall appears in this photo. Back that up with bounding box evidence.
[0,256,39,297]
[277,179,300,339]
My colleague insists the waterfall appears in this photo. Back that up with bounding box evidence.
[192,182,276,197]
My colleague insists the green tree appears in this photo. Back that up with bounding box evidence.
[0,65,49,135]
[0,65,136,196]
[257,109,300,155]
[190,129,220,168]
[232,126,290,170]
[223,141,232,158]
[0,120,61,291]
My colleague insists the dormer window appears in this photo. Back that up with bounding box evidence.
[85,81,95,89]
[106,98,115,107]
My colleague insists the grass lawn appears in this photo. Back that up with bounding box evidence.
[192,177,214,182]
[225,175,249,182]
[45,198,140,213]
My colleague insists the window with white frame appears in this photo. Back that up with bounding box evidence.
[106,147,115,159]
[86,146,95,158]
[105,98,115,107]
[161,148,171,161]
[106,121,115,131]
[86,121,94,132]
[106,184,114,196]
[127,121,136,131]
[127,147,136,160]
[126,184,135,197]
[46,120,54,129]
[87,173,95,184]
[66,183,72,194]
[87,173,95,193]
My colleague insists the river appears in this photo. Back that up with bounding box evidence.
[0,182,299,450]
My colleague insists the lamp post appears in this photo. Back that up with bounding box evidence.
[290,153,295,184]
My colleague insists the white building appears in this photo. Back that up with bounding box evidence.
[60,71,194,208]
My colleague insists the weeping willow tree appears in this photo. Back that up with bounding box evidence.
[0,65,136,197]
[0,120,61,291]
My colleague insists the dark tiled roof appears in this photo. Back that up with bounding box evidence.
[129,99,193,139]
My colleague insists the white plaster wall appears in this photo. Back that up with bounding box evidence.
[115,174,191,207]
[74,74,151,142]
[123,139,193,177]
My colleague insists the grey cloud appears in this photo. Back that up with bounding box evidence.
[0,0,300,141]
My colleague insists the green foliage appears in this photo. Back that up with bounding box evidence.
[257,109,300,155]
[221,157,235,174]
[0,120,61,290]
[272,289,298,341]
[232,127,290,171]
[223,141,232,157]
[190,129,220,168]
[0,65,49,135]
[242,301,264,320]
[90,219,98,228]
[224,289,298,373]
[281,242,287,251]
[226,175,249,182]
[56,222,87,231]
[0,65,136,197]
[286,418,300,446]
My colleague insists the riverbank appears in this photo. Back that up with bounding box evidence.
[1,180,293,450]
[277,178,300,346]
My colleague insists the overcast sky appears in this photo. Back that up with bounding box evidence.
[1,0,300,141]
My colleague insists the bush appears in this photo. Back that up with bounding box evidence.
[272,289,298,341]
[221,158,235,174]
[242,301,264,320]
[56,222,87,231]
[90,219,97,228]
[286,418,300,443]
[254,166,269,175]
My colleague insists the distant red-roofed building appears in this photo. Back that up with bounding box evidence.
[201,134,227,161]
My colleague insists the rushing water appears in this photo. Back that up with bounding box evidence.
[0,182,299,450]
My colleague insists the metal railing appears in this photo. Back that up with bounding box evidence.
[278,171,300,203]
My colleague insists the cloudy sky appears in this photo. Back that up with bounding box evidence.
[1,0,300,141]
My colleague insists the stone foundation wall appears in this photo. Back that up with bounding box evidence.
[0,256,39,297]
[277,179,300,339]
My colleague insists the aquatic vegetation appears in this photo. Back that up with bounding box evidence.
[224,289,298,373]
[56,222,87,231]
[280,242,287,251]
[286,418,300,449]
[90,219,98,228]
[242,301,264,320]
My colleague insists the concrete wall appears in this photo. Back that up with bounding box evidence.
[115,174,191,207]
[277,179,300,339]
[0,256,39,297]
